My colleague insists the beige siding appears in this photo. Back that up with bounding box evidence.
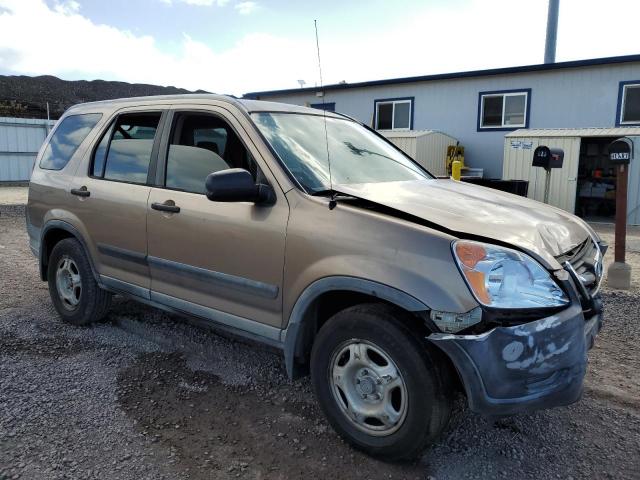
[416,134,457,176]
[502,136,581,213]
[382,131,457,177]
[386,136,417,159]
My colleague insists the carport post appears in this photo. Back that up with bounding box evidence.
[607,138,633,289]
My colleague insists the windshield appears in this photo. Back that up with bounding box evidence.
[251,112,431,193]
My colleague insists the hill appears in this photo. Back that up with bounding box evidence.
[0,75,207,119]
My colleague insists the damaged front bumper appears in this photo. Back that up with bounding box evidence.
[428,301,603,416]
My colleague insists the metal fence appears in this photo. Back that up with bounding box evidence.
[0,117,56,182]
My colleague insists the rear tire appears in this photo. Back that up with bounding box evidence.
[310,303,453,461]
[47,238,111,326]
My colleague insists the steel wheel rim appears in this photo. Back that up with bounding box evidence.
[329,339,408,436]
[55,256,82,311]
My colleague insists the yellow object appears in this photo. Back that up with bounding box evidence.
[446,145,465,174]
[451,160,462,181]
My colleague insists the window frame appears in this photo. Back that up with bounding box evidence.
[616,80,640,126]
[373,97,414,131]
[88,109,167,187]
[477,89,531,132]
[40,113,103,171]
[156,109,263,196]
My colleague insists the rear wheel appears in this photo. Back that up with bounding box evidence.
[310,303,453,461]
[47,238,111,325]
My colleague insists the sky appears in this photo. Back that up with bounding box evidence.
[0,0,639,96]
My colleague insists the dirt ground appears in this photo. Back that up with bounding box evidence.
[0,187,27,206]
[1,205,639,480]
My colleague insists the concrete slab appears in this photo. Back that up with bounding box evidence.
[0,186,28,205]
[589,223,640,291]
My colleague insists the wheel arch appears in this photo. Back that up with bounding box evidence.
[40,220,100,283]
[281,277,431,380]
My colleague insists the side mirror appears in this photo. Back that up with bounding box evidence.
[205,168,275,205]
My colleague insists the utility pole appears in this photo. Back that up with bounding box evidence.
[544,0,559,63]
[46,101,51,135]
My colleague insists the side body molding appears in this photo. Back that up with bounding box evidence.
[281,276,429,379]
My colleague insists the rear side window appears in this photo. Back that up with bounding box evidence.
[92,112,161,184]
[40,113,102,170]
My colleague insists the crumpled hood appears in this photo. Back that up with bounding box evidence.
[335,179,595,269]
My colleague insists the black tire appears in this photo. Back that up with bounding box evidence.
[310,303,453,461]
[47,238,112,326]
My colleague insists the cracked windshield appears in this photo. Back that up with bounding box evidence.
[252,112,431,193]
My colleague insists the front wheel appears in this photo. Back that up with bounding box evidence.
[310,304,453,461]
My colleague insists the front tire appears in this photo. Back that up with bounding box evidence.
[47,238,111,326]
[310,303,453,461]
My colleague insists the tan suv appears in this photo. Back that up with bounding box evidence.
[27,95,605,460]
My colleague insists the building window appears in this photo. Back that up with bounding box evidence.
[617,81,640,125]
[478,89,530,131]
[374,97,414,130]
[310,102,335,112]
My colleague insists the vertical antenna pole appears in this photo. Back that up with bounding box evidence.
[314,20,324,100]
[314,19,333,194]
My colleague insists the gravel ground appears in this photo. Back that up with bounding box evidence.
[0,187,28,206]
[1,207,639,480]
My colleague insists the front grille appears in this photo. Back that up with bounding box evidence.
[557,238,603,296]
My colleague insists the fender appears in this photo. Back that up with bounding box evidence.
[281,276,429,379]
[39,219,101,284]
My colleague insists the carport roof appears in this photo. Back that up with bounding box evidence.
[381,129,444,138]
[506,127,640,138]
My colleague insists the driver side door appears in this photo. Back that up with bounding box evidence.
[146,106,289,338]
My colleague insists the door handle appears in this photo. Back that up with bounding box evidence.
[70,187,90,197]
[151,202,180,213]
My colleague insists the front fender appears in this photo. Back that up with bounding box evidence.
[280,276,429,379]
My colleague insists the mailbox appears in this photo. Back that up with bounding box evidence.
[532,146,564,169]
[609,137,633,165]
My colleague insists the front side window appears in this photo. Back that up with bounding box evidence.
[619,82,640,125]
[164,113,258,194]
[252,112,430,193]
[374,98,413,130]
[92,112,161,184]
[40,113,102,170]
[479,91,529,130]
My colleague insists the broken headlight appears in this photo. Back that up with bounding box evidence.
[452,240,569,309]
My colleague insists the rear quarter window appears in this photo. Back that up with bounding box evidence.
[39,113,102,170]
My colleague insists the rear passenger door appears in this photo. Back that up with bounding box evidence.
[69,109,166,294]
[146,107,289,331]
